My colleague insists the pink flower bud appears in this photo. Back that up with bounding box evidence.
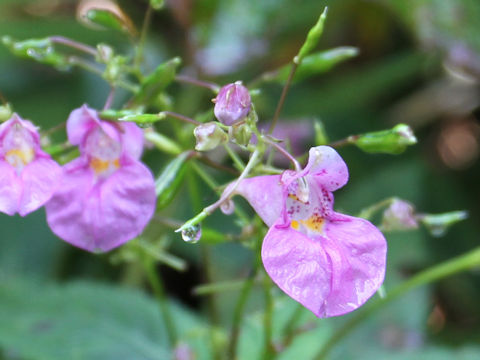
[213,81,251,126]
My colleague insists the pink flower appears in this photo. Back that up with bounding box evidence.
[0,114,62,216]
[45,105,156,253]
[229,146,387,317]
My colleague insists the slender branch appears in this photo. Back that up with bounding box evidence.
[49,36,97,56]
[328,135,358,149]
[263,136,302,171]
[224,143,246,171]
[268,62,298,134]
[135,4,153,69]
[197,154,239,175]
[313,246,480,359]
[103,88,115,110]
[163,111,202,125]
[175,74,220,93]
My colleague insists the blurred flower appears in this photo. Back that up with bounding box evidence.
[45,105,156,253]
[213,82,251,126]
[382,198,419,231]
[227,146,387,317]
[0,114,62,216]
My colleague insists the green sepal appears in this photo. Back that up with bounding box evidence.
[314,120,329,145]
[2,36,70,70]
[132,57,182,105]
[295,7,328,64]
[155,152,191,210]
[85,9,133,34]
[353,124,417,154]
[276,47,358,83]
[419,211,468,237]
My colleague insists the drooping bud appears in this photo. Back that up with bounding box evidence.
[352,124,417,155]
[213,81,251,126]
[418,211,468,237]
[194,122,228,151]
[381,199,418,231]
[0,103,13,122]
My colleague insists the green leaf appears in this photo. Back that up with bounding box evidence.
[0,278,212,360]
[132,57,182,106]
[295,7,328,64]
[274,47,358,84]
[156,152,191,210]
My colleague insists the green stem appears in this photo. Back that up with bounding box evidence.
[228,238,263,359]
[177,149,261,232]
[313,246,480,360]
[262,275,275,359]
[224,143,246,171]
[187,169,221,360]
[143,259,177,348]
[194,279,255,296]
[357,197,396,220]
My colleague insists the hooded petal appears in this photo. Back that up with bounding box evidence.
[262,220,331,317]
[66,105,99,145]
[304,146,349,191]
[46,158,156,252]
[0,161,21,215]
[19,156,63,216]
[230,175,283,227]
[320,213,387,317]
[120,122,144,160]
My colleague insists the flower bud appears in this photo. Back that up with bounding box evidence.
[194,122,228,151]
[229,123,252,146]
[418,211,468,237]
[382,199,418,231]
[213,81,251,126]
[353,124,417,155]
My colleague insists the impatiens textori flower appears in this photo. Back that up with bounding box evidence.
[0,114,62,216]
[45,105,156,253]
[227,146,387,317]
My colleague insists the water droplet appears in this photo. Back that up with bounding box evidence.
[181,224,202,243]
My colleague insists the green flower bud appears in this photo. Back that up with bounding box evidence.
[353,124,417,154]
[418,211,468,237]
[194,122,228,151]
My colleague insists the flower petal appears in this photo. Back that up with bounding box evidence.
[262,220,331,317]
[66,105,99,145]
[305,146,349,191]
[46,158,156,252]
[45,158,96,249]
[120,122,144,160]
[321,213,387,317]
[19,156,62,216]
[0,161,21,215]
[231,175,283,227]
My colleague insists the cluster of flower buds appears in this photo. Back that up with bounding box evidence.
[194,81,252,152]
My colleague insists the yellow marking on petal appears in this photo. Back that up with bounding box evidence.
[299,215,325,233]
[5,148,34,167]
[291,220,299,230]
[90,157,120,175]
[288,193,299,201]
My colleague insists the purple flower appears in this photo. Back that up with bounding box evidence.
[382,199,418,231]
[214,82,251,126]
[229,146,387,317]
[45,105,156,253]
[0,114,62,216]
